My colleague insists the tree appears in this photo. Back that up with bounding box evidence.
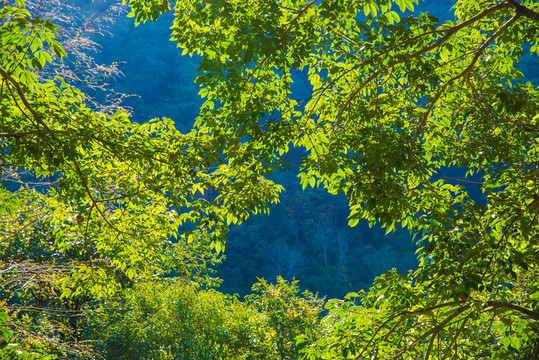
[91,280,263,360]
[89,277,324,360]
[1,0,282,356]
[124,0,539,357]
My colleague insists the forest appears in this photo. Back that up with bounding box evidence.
[1,0,539,358]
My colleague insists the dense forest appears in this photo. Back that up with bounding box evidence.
[1,0,539,358]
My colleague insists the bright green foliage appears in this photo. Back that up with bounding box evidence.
[91,280,260,359]
[123,0,539,357]
[0,312,45,360]
[4,0,539,357]
[90,277,324,359]
[1,0,282,293]
[301,269,539,359]
[1,0,282,356]
[246,277,325,359]
[124,0,171,24]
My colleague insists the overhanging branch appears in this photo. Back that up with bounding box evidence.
[486,300,539,320]
[505,0,539,22]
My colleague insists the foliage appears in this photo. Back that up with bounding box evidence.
[0,260,98,359]
[0,0,281,282]
[124,0,539,357]
[246,277,325,359]
[1,0,282,357]
[90,280,259,359]
[4,0,539,357]
[90,277,324,359]
[302,268,539,359]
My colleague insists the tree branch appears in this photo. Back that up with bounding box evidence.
[390,304,472,359]
[486,300,539,320]
[505,0,539,22]
[0,68,45,127]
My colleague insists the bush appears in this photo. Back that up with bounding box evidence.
[90,278,324,359]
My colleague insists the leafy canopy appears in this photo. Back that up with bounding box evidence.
[1,0,284,287]
[1,0,282,355]
[2,0,539,357]
[124,0,539,357]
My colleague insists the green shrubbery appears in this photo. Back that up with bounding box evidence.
[90,278,323,360]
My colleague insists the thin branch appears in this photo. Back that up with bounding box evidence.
[390,304,471,359]
[440,312,472,359]
[3,305,85,317]
[485,300,539,320]
[424,333,436,360]
[434,172,484,185]
[0,68,45,127]
[354,301,461,360]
